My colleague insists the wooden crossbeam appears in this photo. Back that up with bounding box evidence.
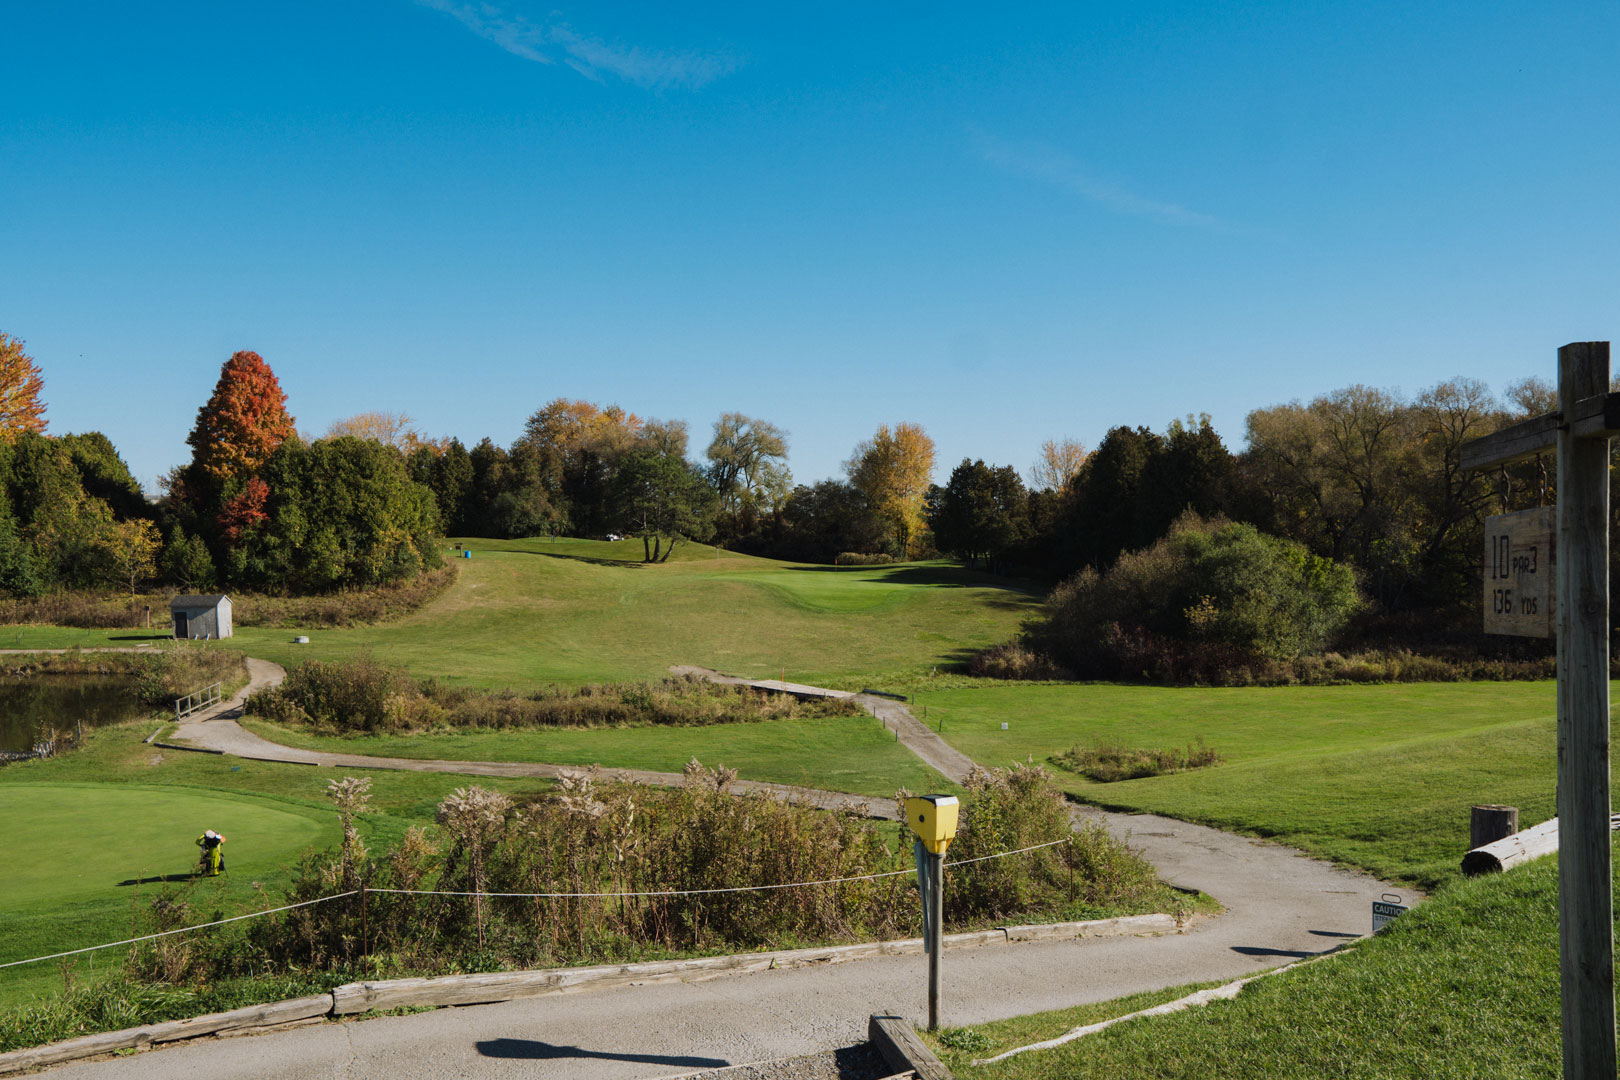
[1460,389,1620,471]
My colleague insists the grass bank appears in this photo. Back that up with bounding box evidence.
[917,680,1565,889]
[925,839,1601,1078]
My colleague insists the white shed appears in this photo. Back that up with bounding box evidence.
[170,594,233,640]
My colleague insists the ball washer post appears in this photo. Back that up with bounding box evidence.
[906,794,959,1032]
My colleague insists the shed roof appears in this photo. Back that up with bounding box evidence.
[170,594,231,610]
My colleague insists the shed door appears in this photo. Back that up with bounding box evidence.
[173,612,188,639]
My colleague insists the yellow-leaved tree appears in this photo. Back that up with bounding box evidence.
[846,422,935,558]
[1030,437,1088,493]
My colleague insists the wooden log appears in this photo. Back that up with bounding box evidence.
[0,994,333,1075]
[1462,816,1560,876]
[145,995,333,1044]
[213,1014,327,1040]
[0,995,331,1075]
[0,1028,151,1075]
[332,935,939,1013]
[1003,914,1176,942]
[1471,804,1520,849]
[869,1013,953,1080]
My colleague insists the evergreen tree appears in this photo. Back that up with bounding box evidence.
[160,525,216,592]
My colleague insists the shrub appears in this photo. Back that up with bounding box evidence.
[834,551,897,566]
[1052,741,1223,783]
[1057,516,1358,659]
[247,661,863,734]
[925,764,1161,921]
[968,643,1072,680]
[230,567,457,628]
[132,647,248,706]
[120,764,1171,987]
[0,568,455,630]
[1031,514,1360,680]
[247,656,435,732]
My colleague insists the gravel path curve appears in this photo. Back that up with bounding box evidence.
[164,660,887,818]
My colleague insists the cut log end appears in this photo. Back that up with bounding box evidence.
[1461,850,1505,876]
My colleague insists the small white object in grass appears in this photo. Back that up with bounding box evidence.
[294,636,310,644]
[1001,722,1009,730]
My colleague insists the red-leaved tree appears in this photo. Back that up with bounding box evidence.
[217,476,271,544]
[186,351,296,485]
[0,333,47,442]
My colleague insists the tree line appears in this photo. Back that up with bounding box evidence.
[0,329,1577,653]
[0,338,944,595]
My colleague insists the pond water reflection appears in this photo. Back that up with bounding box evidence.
[0,675,140,753]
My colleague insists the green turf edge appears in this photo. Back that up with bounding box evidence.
[924,843,1594,1079]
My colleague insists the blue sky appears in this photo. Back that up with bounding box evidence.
[2,2,1616,493]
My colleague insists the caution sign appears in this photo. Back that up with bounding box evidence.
[1372,899,1408,933]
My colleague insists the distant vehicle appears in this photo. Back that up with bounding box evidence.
[606,533,623,541]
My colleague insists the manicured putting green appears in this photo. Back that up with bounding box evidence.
[3,783,330,909]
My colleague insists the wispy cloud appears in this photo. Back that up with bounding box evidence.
[416,1,740,90]
[974,132,1227,230]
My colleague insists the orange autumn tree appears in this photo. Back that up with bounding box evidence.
[0,333,47,442]
[186,350,296,487]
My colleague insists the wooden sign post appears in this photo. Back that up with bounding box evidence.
[1461,341,1615,1079]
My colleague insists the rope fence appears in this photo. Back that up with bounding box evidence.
[0,893,359,971]
[0,836,1072,972]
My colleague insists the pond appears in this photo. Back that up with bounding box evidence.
[0,675,142,754]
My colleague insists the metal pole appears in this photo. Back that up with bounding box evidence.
[928,850,943,1032]
[1556,341,1616,1079]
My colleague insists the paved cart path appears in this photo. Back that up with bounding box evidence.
[47,661,1405,1079]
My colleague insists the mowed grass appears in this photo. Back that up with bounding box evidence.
[237,714,954,800]
[917,681,1564,889]
[212,540,1038,690]
[0,721,556,1007]
[926,840,1595,1079]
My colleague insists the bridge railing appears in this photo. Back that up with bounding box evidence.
[175,682,223,722]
